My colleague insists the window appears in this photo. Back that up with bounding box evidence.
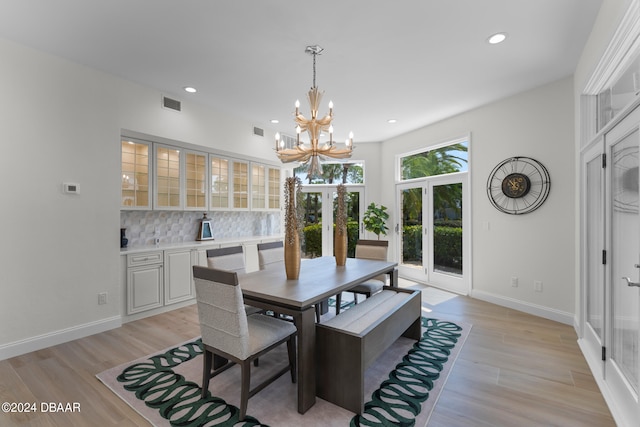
[400,141,468,181]
[294,161,365,184]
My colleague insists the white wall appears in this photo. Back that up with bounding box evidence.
[380,77,576,322]
[0,37,280,359]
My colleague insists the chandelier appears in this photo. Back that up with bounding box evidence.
[274,45,353,178]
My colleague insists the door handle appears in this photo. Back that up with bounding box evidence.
[622,277,640,287]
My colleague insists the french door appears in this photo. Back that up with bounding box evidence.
[396,173,469,294]
[301,185,364,257]
[582,105,640,424]
[605,107,640,421]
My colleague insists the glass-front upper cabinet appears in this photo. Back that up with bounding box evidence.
[252,164,281,210]
[155,144,182,209]
[121,139,151,209]
[233,160,249,209]
[268,167,281,209]
[252,164,266,209]
[210,155,229,209]
[185,150,208,210]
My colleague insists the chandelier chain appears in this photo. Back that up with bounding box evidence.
[312,50,317,88]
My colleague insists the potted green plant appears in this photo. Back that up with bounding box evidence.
[363,202,389,239]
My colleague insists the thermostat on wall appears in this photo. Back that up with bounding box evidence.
[63,182,80,194]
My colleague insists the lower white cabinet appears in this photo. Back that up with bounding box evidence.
[123,238,282,318]
[127,251,164,315]
[164,249,196,305]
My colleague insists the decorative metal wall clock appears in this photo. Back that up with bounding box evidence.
[487,156,551,215]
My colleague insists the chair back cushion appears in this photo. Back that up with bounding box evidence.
[192,266,250,359]
[355,240,389,282]
[257,241,284,270]
[206,246,245,273]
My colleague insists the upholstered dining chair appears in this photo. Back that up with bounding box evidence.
[257,241,321,323]
[257,241,285,270]
[192,265,297,421]
[335,239,389,314]
[207,246,261,315]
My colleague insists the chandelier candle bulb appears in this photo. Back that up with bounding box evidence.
[275,132,280,151]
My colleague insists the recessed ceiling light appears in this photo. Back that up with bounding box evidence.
[270,119,279,124]
[387,119,397,124]
[488,33,507,44]
[184,86,197,93]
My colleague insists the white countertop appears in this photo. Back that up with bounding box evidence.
[120,235,283,254]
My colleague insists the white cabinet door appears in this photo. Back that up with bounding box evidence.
[127,264,163,314]
[164,249,194,305]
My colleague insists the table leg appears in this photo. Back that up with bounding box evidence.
[388,267,398,287]
[292,306,316,413]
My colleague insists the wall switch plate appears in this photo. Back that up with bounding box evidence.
[511,277,518,287]
[98,292,107,305]
[534,281,543,292]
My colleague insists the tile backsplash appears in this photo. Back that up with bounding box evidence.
[120,210,281,247]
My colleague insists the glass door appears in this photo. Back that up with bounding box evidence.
[603,106,640,421]
[397,182,426,283]
[580,140,606,376]
[396,175,469,293]
[301,185,363,258]
[428,175,468,294]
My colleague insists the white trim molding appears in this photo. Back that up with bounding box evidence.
[470,289,574,325]
[0,316,122,361]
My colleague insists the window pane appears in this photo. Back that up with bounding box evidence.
[433,183,463,275]
[401,142,468,180]
[294,162,364,184]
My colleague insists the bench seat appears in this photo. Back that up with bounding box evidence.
[315,286,421,414]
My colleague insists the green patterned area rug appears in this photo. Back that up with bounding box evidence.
[97,317,469,427]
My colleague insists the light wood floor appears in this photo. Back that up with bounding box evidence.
[0,293,615,426]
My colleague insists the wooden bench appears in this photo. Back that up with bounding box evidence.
[315,286,422,414]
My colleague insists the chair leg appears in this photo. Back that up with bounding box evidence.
[239,360,251,421]
[201,349,212,399]
[287,336,297,383]
[336,293,342,314]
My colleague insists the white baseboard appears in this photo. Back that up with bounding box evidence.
[0,315,122,361]
[470,289,574,325]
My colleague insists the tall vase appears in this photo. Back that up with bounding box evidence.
[334,227,347,266]
[284,229,301,279]
[284,177,301,279]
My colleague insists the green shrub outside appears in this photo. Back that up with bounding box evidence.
[303,222,461,269]
[402,224,461,269]
[302,221,359,258]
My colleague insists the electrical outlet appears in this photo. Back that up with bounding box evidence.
[534,281,543,292]
[98,292,108,305]
[511,277,518,287]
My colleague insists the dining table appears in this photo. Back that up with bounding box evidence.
[237,256,398,414]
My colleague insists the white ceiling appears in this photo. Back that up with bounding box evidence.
[0,0,602,143]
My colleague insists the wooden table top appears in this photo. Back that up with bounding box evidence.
[238,256,397,310]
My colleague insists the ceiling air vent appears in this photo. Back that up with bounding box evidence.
[253,126,264,137]
[162,96,181,112]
